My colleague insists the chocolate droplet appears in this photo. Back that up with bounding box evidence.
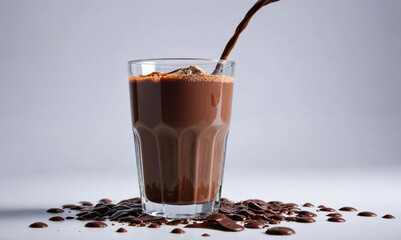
[319,207,336,212]
[357,211,377,217]
[327,217,346,222]
[244,220,265,229]
[339,207,357,212]
[80,201,93,206]
[47,208,64,213]
[298,211,317,217]
[327,213,342,217]
[266,227,296,236]
[295,217,316,223]
[148,223,161,228]
[84,221,108,228]
[171,228,185,234]
[116,227,127,233]
[49,216,64,222]
[29,222,48,228]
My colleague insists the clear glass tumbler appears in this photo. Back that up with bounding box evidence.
[128,58,235,219]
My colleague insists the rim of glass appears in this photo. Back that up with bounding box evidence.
[128,58,235,66]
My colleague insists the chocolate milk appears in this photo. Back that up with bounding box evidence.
[129,67,233,204]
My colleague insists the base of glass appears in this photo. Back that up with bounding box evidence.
[143,200,219,219]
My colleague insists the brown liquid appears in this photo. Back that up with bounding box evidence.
[129,72,233,204]
[213,0,280,74]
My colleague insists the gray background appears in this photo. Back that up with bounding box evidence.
[1,0,400,177]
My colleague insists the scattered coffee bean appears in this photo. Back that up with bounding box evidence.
[202,233,210,237]
[303,203,314,207]
[66,216,75,220]
[382,214,395,219]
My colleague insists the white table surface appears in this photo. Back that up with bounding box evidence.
[1,166,400,240]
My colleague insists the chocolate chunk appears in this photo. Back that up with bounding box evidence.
[327,217,346,222]
[49,216,64,222]
[382,214,395,219]
[206,214,245,232]
[302,203,314,207]
[84,221,108,228]
[78,212,102,220]
[236,209,255,217]
[47,208,64,213]
[358,211,377,217]
[244,220,265,229]
[266,227,296,236]
[29,222,48,228]
[116,227,127,233]
[248,201,267,211]
[171,228,185,234]
[93,206,109,215]
[339,207,358,212]
[219,206,233,214]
